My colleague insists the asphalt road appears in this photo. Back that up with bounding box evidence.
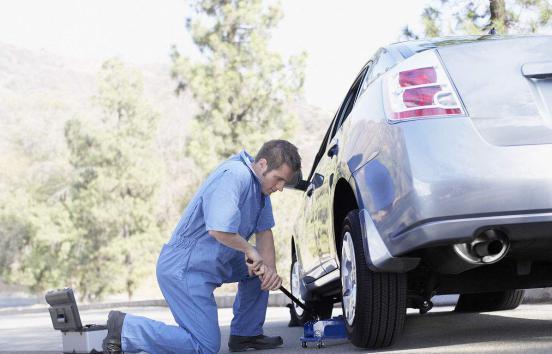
[1,303,552,353]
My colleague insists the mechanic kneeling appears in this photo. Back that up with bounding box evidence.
[102,140,301,354]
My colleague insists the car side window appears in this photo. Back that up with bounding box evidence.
[305,115,336,182]
[329,64,370,140]
[306,61,372,183]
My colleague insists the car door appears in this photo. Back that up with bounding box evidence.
[314,64,370,273]
[294,121,336,281]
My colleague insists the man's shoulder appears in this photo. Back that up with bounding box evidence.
[219,159,254,184]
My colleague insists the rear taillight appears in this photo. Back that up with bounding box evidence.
[384,50,465,121]
[399,67,437,87]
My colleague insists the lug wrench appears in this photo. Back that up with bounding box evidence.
[247,259,318,320]
[279,285,319,320]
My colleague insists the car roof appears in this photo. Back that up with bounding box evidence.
[385,34,552,60]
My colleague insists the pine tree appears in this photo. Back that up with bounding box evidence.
[171,0,306,176]
[403,0,552,39]
[63,59,164,300]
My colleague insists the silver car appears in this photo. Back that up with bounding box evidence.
[288,35,552,348]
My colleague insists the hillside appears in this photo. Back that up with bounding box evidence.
[0,42,330,178]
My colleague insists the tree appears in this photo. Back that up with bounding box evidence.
[0,94,74,295]
[63,59,164,300]
[0,190,72,294]
[402,0,552,39]
[171,0,306,177]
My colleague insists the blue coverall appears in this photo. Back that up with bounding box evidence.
[121,150,275,353]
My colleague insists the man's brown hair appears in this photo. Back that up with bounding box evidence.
[255,140,301,174]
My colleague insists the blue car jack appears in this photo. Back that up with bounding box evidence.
[279,286,348,348]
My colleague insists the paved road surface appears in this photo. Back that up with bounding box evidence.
[1,304,552,353]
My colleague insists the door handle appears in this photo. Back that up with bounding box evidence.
[306,183,315,197]
[522,61,552,79]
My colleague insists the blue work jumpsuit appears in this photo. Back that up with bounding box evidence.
[121,150,275,353]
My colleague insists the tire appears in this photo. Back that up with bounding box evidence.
[288,247,333,326]
[455,289,525,312]
[340,210,406,349]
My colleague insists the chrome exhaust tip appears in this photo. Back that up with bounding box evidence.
[454,229,510,265]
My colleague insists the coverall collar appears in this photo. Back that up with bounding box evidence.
[239,150,262,184]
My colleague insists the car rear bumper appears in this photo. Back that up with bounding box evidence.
[389,209,552,256]
[357,206,552,273]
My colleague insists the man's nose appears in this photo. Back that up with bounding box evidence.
[277,181,285,192]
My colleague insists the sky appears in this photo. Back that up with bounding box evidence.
[0,0,428,111]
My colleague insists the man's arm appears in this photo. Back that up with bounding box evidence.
[208,230,262,273]
[255,229,282,290]
[255,229,276,268]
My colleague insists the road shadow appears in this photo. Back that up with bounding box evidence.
[379,309,552,352]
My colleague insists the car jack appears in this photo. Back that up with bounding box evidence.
[247,258,348,348]
[280,285,347,348]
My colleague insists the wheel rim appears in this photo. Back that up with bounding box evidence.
[341,231,357,326]
[291,261,305,316]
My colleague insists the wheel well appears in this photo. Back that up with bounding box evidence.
[333,178,359,256]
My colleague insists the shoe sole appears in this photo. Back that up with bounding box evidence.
[229,342,283,352]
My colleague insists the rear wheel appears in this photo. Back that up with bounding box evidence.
[289,247,333,326]
[340,210,406,348]
[455,289,525,312]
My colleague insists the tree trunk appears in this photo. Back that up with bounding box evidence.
[489,0,507,33]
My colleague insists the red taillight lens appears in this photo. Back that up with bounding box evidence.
[399,67,437,87]
[403,86,441,107]
[384,50,465,121]
[393,108,462,119]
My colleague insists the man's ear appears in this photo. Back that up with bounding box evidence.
[258,158,268,171]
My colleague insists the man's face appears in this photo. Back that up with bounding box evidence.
[253,159,295,196]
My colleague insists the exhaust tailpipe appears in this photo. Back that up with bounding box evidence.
[454,229,510,265]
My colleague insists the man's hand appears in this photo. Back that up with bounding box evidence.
[252,229,281,290]
[254,264,282,291]
[245,247,263,276]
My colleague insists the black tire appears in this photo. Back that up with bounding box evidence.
[340,210,407,349]
[288,247,333,326]
[455,289,525,312]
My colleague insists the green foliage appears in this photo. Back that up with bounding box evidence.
[63,59,164,301]
[422,6,442,37]
[171,0,306,176]
[0,188,73,293]
[0,90,74,293]
[403,0,552,39]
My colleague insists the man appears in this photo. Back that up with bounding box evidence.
[103,139,301,354]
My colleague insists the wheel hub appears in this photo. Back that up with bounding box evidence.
[341,231,357,326]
